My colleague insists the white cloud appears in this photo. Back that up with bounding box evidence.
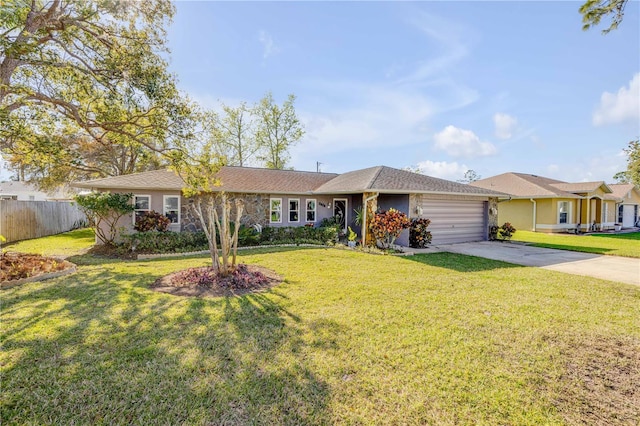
[291,83,435,160]
[415,160,468,180]
[593,73,640,126]
[493,113,518,139]
[433,125,497,158]
[542,151,626,182]
[396,12,471,85]
[258,30,279,59]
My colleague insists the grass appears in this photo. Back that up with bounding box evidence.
[2,235,639,425]
[2,228,94,257]
[512,230,640,258]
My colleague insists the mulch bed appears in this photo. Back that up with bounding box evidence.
[150,264,283,297]
[0,252,75,284]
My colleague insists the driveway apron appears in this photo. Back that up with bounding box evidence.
[430,241,640,287]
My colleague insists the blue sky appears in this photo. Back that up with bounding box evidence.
[166,0,639,183]
[1,1,638,183]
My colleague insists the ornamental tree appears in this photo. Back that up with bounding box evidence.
[172,141,244,277]
[75,192,134,245]
[369,208,410,249]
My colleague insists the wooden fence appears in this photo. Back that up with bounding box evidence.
[0,200,87,243]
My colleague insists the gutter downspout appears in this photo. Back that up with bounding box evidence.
[529,198,537,232]
[362,193,379,246]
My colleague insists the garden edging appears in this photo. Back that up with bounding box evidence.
[1,264,77,289]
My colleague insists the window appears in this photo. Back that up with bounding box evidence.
[306,199,316,222]
[558,201,570,224]
[270,198,282,223]
[133,195,150,224]
[288,199,299,222]
[618,205,624,223]
[163,195,180,224]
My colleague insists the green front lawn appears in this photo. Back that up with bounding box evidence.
[2,241,638,424]
[512,230,640,258]
[3,228,94,257]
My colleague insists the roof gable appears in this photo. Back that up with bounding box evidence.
[313,166,505,196]
[550,182,612,194]
[608,183,640,201]
[470,172,580,198]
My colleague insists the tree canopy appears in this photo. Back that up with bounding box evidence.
[1,0,193,187]
[580,0,630,33]
[254,93,304,170]
[613,139,640,186]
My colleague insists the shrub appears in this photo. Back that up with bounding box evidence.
[409,218,432,248]
[259,225,338,245]
[134,210,171,232]
[369,208,410,249]
[498,222,516,240]
[236,225,260,246]
[75,192,134,245]
[489,225,499,241]
[121,231,208,253]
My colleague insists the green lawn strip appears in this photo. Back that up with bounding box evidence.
[1,248,638,425]
[512,230,640,258]
[3,228,95,257]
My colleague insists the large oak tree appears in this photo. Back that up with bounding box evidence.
[0,0,193,187]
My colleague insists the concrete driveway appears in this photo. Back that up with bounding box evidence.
[425,241,640,287]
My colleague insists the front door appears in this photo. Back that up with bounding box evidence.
[333,198,347,232]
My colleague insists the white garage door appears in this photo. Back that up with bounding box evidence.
[418,200,487,245]
[622,205,636,228]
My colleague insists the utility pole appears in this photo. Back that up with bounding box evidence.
[316,162,322,173]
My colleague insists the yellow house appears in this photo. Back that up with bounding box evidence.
[470,173,627,233]
[610,183,640,228]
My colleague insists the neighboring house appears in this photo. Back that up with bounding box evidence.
[0,181,73,201]
[609,183,640,228]
[470,172,629,233]
[72,165,505,246]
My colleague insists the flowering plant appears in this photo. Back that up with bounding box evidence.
[409,218,432,248]
[498,222,516,240]
[369,208,410,248]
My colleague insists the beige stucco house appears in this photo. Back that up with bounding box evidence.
[609,183,640,228]
[470,173,638,233]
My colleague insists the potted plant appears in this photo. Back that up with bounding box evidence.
[347,226,357,248]
[614,223,622,232]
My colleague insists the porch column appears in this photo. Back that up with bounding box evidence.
[362,192,378,246]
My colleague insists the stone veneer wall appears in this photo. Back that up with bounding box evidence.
[488,197,499,230]
[180,193,270,232]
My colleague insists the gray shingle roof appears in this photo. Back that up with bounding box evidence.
[73,167,338,193]
[72,165,506,197]
[314,166,505,196]
[72,169,184,191]
[470,172,582,198]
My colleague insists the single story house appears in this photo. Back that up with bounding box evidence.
[470,172,637,233]
[72,165,505,246]
[0,181,73,201]
[609,183,640,228]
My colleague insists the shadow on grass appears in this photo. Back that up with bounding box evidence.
[588,232,640,241]
[524,242,613,255]
[405,252,521,272]
[1,257,333,424]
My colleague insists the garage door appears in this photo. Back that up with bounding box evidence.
[622,205,637,228]
[418,200,487,245]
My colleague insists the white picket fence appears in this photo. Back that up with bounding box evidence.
[0,200,87,243]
